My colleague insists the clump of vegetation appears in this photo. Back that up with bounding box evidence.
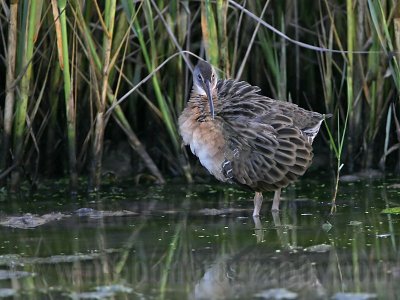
[0,1,399,192]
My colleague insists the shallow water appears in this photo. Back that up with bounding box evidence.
[0,175,399,299]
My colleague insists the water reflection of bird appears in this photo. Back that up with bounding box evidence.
[179,61,329,216]
[194,248,326,299]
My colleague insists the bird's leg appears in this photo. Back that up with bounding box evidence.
[272,188,281,211]
[253,192,263,217]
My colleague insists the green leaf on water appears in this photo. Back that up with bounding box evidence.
[381,207,400,214]
[322,221,333,232]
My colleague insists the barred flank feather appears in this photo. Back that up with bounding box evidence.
[215,79,323,192]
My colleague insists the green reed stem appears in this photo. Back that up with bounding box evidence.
[368,0,400,91]
[202,0,219,67]
[10,0,43,190]
[1,0,19,183]
[345,0,355,173]
[57,0,78,191]
[89,0,116,191]
[216,0,229,75]
[325,103,350,214]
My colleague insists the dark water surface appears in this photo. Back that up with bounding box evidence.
[0,175,399,299]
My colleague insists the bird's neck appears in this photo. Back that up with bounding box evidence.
[191,87,218,100]
[190,85,217,99]
[189,88,218,119]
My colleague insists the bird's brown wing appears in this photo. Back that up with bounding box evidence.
[216,80,313,191]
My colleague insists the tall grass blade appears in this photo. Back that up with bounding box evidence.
[346,0,355,173]
[216,0,229,75]
[1,0,19,184]
[89,0,116,191]
[368,0,400,91]
[10,0,43,191]
[395,18,400,65]
[201,0,219,67]
[55,0,78,191]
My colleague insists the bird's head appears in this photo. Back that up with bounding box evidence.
[193,61,218,118]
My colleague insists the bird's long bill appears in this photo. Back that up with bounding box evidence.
[205,80,215,119]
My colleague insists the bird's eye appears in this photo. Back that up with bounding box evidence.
[197,74,202,80]
[212,74,215,79]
